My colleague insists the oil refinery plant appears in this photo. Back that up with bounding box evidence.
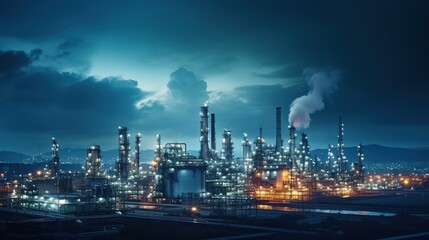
[10,103,365,215]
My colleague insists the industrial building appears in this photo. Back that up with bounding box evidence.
[10,102,365,215]
[150,103,364,206]
[14,139,116,214]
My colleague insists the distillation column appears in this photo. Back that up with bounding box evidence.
[86,145,101,178]
[50,138,60,178]
[299,133,311,173]
[327,144,337,173]
[200,103,210,160]
[242,133,252,174]
[337,117,348,172]
[221,129,234,161]
[354,144,365,183]
[117,126,130,184]
[288,126,298,171]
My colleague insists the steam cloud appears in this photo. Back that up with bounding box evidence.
[288,68,341,129]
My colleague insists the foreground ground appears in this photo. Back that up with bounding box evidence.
[1,191,429,239]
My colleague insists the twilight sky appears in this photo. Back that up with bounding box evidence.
[0,0,428,155]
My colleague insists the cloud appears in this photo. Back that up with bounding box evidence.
[0,49,149,150]
[49,38,93,74]
[0,50,32,72]
[57,38,83,51]
[0,52,217,152]
[167,67,208,106]
[255,64,304,79]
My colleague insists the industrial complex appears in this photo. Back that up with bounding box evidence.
[2,103,370,215]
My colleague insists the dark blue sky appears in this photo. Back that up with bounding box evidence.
[0,0,428,154]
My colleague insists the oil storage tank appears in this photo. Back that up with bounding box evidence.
[165,164,206,198]
[158,143,207,199]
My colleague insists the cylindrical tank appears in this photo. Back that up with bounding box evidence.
[86,145,101,178]
[165,167,206,198]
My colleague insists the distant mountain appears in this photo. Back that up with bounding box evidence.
[2,144,428,165]
[0,163,82,178]
[36,148,157,166]
[0,151,31,163]
[414,147,429,151]
[311,144,429,163]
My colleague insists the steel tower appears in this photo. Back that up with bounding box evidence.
[49,138,60,178]
[337,117,348,172]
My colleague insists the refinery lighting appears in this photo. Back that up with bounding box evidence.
[6,104,379,216]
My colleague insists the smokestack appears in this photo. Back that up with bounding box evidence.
[135,133,141,176]
[288,126,297,170]
[211,113,216,151]
[275,107,283,154]
[199,103,210,160]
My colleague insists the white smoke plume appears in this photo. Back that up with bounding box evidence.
[288,68,341,129]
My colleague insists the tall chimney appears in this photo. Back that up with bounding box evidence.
[210,113,216,151]
[275,107,283,154]
[288,126,297,170]
[135,133,141,176]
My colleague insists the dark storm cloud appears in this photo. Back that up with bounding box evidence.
[0,50,32,72]
[0,49,148,144]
